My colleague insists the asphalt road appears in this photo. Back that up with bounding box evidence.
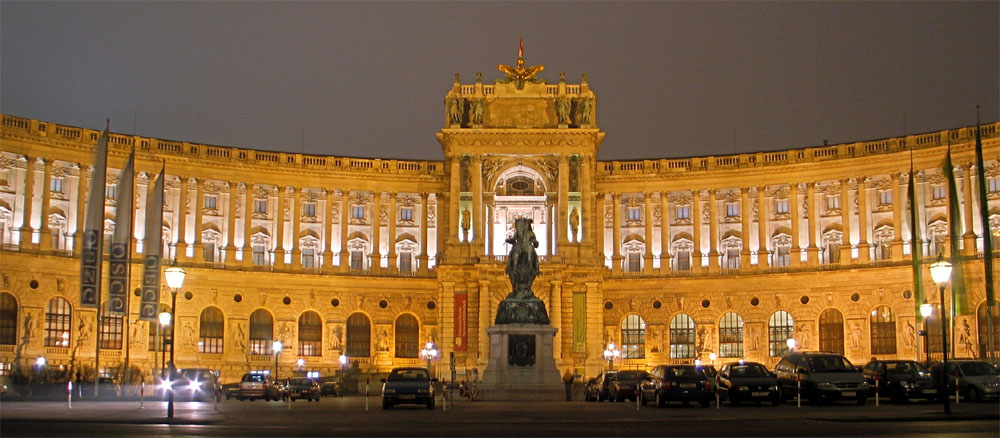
[1,395,997,437]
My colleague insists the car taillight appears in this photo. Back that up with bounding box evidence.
[661,381,670,390]
[703,381,711,390]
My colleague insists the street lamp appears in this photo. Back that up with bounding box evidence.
[163,260,185,419]
[158,311,171,381]
[603,342,621,371]
[297,358,305,373]
[709,352,717,367]
[272,341,283,380]
[920,303,933,366]
[786,338,797,354]
[929,254,952,415]
[420,342,440,377]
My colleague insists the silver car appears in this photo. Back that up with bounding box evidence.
[931,360,1000,402]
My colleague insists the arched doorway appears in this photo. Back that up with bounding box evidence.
[490,165,550,257]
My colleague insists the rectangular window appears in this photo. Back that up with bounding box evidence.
[0,362,10,376]
[303,202,316,217]
[400,207,413,221]
[627,207,641,222]
[879,190,892,205]
[932,185,946,200]
[826,195,840,210]
[105,184,116,200]
[252,246,266,265]
[725,202,739,217]
[989,178,1000,193]
[302,248,315,268]
[399,251,412,272]
[99,315,123,350]
[350,250,364,270]
[775,199,789,214]
[726,249,740,269]
[352,205,365,220]
[676,205,690,220]
[254,199,267,214]
[627,253,641,272]
[50,177,63,193]
[204,195,217,210]
[774,247,790,267]
[203,242,215,262]
[827,244,841,264]
[676,250,690,271]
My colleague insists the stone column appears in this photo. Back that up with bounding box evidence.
[340,190,351,271]
[274,186,286,268]
[549,280,563,361]
[857,177,871,262]
[581,154,593,246]
[585,281,604,372]
[291,187,302,269]
[193,178,205,262]
[484,201,493,256]
[596,193,606,267]
[660,192,671,273]
[449,155,461,244]
[558,155,570,248]
[418,192,430,274]
[757,185,769,270]
[387,192,397,272]
[242,183,254,266]
[370,192,382,271]
[692,190,703,272]
[611,193,622,274]
[789,182,801,267]
[806,182,819,265]
[472,156,483,246]
[323,189,335,270]
[225,182,238,264]
[961,165,977,255]
[740,187,751,270]
[176,177,189,260]
[39,158,54,250]
[840,179,852,264]
[73,163,88,255]
[891,174,904,260]
[643,192,654,274]
[20,155,35,247]
[708,189,719,272]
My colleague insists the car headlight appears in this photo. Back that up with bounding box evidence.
[738,386,749,391]
[898,381,910,388]
[769,386,778,391]
[858,382,870,389]
[817,382,835,389]
[383,388,396,394]
[159,379,173,391]
[417,388,429,393]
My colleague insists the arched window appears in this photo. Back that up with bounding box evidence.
[0,293,17,345]
[98,301,123,350]
[669,313,696,359]
[346,313,371,357]
[870,306,896,355]
[298,311,322,356]
[925,305,944,354]
[977,303,1000,358]
[249,309,273,355]
[621,314,646,359]
[394,314,419,358]
[199,307,224,354]
[45,297,72,347]
[148,304,172,353]
[819,309,845,354]
[768,311,794,357]
[719,312,744,358]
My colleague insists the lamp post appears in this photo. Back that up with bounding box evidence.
[272,341,283,380]
[787,338,797,354]
[920,303,933,367]
[929,255,952,415]
[163,261,185,419]
[603,342,621,371]
[158,311,171,394]
[419,342,439,377]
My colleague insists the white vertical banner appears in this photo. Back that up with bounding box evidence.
[79,129,109,308]
[107,152,135,315]
[139,166,165,321]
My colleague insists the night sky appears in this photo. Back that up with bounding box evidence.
[2,2,997,161]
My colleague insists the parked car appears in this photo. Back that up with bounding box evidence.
[237,373,281,401]
[173,368,221,402]
[930,360,1000,402]
[609,370,648,402]
[381,367,436,410]
[861,360,935,402]
[774,351,868,405]
[639,365,713,408]
[282,378,321,402]
[320,379,340,397]
[585,370,618,402]
[583,377,598,402]
[222,382,240,400]
[717,361,780,406]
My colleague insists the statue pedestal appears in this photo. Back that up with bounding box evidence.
[480,324,563,401]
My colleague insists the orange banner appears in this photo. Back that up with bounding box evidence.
[454,293,468,351]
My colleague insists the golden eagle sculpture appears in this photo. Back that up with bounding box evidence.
[498,38,545,90]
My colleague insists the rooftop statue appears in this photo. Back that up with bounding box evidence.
[495,217,550,324]
[497,38,544,90]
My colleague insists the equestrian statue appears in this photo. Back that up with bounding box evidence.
[495,217,550,325]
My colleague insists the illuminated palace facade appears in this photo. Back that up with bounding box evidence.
[1,66,998,382]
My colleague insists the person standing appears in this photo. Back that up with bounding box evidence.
[562,369,575,402]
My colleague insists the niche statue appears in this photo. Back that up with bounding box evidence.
[495,217,550,324]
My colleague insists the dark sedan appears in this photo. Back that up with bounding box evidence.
[381,367,437,410]
[283,378,321,402]
[717,361,780,406]
[861,360,935,403]
[584,370,618,402]
[609,370,648,402]
[640,365,713,408]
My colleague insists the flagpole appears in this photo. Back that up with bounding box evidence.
[972,107,996,361]
[908,146,924,363]
[123,147,136,382]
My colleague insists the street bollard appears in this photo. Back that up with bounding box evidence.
[67,381,73,409]
[715,376,720,410]
[636,383,640,411]
[140,382,144,409]
[365,378,369,412]
[215,389,219,411]
[875,376,879,407]
[287,391,291,410]
[955,373,960,405]
[442,384,447,411]
[796,376,801,408]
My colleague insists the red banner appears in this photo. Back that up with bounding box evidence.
[454,293,468,351]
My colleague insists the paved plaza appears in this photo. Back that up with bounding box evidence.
[1,395,997,437]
